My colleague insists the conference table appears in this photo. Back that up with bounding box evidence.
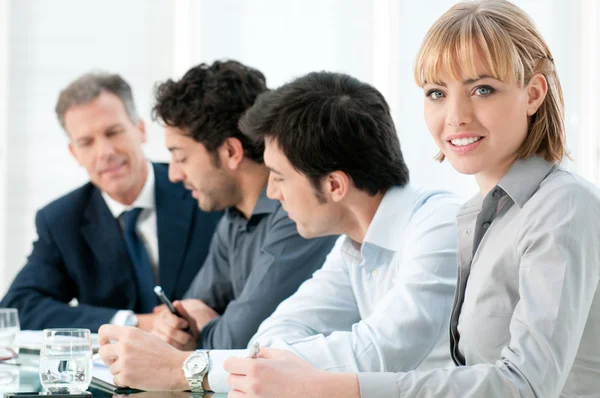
[0,354,227,398]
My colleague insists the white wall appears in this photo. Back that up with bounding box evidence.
[0,0,598,295]
[0,0,9,294]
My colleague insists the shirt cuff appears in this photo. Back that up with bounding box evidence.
[358,372,400,398]
[207,349,247,393]
[110,310,135,326]
[197,315,222,349]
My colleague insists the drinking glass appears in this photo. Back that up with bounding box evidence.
[0,309,20,361]
[39,329,93,393]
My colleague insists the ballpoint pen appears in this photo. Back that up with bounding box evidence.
[154,286,195,337]
[248,339,272,359]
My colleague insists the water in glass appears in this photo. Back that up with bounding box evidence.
[40,329,92,393]
[0,309,20,360]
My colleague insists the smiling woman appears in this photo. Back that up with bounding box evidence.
[421,70,550,194]
[414,1,565,185]
[381,1,599,395]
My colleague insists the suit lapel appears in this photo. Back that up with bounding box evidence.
[153,163,195,298]
[81,188,136,290]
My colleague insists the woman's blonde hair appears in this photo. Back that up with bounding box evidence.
[414,0,566,163]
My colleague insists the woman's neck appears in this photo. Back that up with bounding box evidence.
[475,156,517,197]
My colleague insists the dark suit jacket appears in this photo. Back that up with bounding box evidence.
[0,163,222,332]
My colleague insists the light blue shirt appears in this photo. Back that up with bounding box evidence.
[208,184,461,392]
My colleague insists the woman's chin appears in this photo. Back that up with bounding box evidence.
[446,157,483,176]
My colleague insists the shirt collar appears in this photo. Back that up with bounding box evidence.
[348,184,418,253]
[497,155,556,208]
[102,161,155,218]
[458,155,556,216]
[225,185,279,225]
[251,186,279,215]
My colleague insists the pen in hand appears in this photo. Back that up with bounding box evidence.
[154,286,195,338]
[248,340,273,359]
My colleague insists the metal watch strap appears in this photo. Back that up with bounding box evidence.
[187,375,204,393]
[186,350,209,393]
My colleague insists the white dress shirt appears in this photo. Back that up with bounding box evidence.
[359,157,600,397]
[101,162,158,325]
[208,184,461,392]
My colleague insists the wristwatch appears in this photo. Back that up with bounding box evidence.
[182,350,210,393]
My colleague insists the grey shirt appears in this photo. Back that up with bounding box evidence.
[184,187,337,350]
[359,156,600,397]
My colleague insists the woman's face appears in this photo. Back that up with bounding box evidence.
[423,60,542,189]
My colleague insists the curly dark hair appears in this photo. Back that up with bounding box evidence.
[239,71,409,196]
[153,60,268,163]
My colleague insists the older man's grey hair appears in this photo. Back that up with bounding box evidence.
[55,72,140,131]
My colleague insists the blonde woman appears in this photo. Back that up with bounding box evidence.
[222,1,600,397]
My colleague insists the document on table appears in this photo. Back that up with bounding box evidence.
[92,355,116,391]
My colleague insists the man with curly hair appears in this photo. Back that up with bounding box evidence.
[98,60,338,355]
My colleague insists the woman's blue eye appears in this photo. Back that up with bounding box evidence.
[474,86,494,96]
[426,90,445,100]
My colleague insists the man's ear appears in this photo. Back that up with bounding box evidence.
[219,137,245,170]
[324,171,350,203]
[136,120,147,143]
[68,143,82,166]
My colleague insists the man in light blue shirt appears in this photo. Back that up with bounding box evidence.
[201,72,461,392]
[96,71,461,393]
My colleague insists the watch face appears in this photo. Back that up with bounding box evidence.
[185,354,208,376]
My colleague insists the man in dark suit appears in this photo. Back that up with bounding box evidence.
[0,73,222,332]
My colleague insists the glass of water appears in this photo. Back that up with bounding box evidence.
[39,329,93,393]
[0,308,20,361]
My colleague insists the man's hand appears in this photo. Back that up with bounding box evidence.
[223,347,360,398]
[136,313,160,332]
[98,325,190,391]
[151,299,218,350]
[153,304,167,314]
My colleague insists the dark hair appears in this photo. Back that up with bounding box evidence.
[239,71,409,195]
[152,60,268,163]
[56,72,139,130]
